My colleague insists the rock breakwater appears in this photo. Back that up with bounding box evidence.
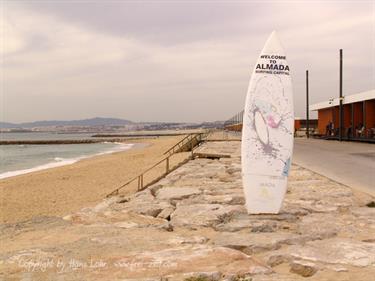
[1,141,374,280]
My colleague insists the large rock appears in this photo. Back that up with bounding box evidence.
[171,204,244,228]
[298,213,339,239]
[156,187,201,201]
[118,189,173,217]
[289,260,318,277]
[157,206,175,220]
[284,198,338,213]
[124,201,171,218]
[287,238,375,267]
[213,232,306,254]
[180,194,245,206]
[203,187,244,196]
[351,207,375,218]
[215,216,278,233]
[239,212,299,223]
[107,245,271,278]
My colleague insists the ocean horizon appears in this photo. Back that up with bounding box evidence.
[0,132,133,179]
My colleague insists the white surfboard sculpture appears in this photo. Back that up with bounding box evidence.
[241,31,294,214]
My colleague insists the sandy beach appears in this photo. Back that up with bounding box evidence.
[0,136,188,224]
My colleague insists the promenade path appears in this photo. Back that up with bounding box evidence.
[293,138,375,196]
[1,141,375,280]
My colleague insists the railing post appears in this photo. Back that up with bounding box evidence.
[306,70,310,138]
[141,174,143,190]
[137,176,140,190]
[339,49,343,141]
[191,137,194,158]
[166,157,169,174]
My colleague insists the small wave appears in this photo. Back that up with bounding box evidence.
[97,143,134,155]
[0,158,79,180]
[0,143,134,180]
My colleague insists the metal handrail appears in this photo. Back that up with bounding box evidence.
[224,110,244,127]
[106,131,210,197]
[164,132,204,155]
[106,154,175,197]
[163,134,193,155]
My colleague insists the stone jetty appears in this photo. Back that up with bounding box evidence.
[1,141,375,280]
[0,138,136,145]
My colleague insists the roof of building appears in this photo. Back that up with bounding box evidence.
[294,117,318,120]
[310,89,375,111]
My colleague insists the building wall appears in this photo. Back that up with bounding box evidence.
[333,106,339,129]
[365,99,375,128]
[343,104,351,128]
[317,108,333,134]
[353,102,364,129]
[316,99,374,136]
[294,120,301,130]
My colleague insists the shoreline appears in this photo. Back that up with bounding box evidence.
[0,137,157,145]
[0,142,136,180]
[0,136,186,224]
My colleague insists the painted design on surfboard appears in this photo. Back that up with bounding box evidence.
[243,75,293,177]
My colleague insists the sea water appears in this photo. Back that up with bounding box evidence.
[0,132,133,179]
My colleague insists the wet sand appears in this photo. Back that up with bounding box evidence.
[0,136,188,224]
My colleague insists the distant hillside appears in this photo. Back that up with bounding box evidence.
[0,117,133,129]
[0,122,19,129]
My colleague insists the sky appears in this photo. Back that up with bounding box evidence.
[1,0,374,123]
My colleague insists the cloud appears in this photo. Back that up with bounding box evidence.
[1,1,374,122]
[0,17,26,56]
[2,7,138,79]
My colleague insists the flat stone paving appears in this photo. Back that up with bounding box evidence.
[1,141,375,280]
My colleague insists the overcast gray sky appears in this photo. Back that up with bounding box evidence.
[1,0,374,123]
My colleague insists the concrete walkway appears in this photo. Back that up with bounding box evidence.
[293,138,375,196]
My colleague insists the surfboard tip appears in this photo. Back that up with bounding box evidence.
[269,30,279,39]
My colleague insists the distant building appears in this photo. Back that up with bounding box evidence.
[309,89,375,139]
[224,113,317,134]
[294,117,318,131]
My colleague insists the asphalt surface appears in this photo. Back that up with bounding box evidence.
[293,138,375,196]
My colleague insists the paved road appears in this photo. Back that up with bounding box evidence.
[293,138,375,196]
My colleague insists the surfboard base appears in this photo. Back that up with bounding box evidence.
[242,174,287,214]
